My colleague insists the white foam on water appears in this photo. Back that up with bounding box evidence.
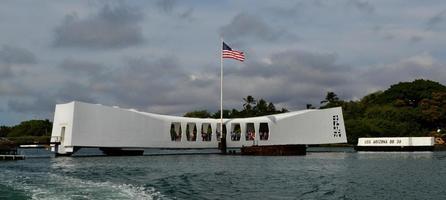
[0,170,169,200]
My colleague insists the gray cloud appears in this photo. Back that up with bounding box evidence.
[156,0,176,14]
[222,51,446,108]
[222,49,354,108]
[8,96,55,114]
[360,54,444,88]
[0,45,36,65]
[59,59,106,75]
[4,50,446,120]
[53,4,144,49]
[55,81,97,103]
[179,8,194,19]
[7,81,97,114]
[348,0,375,14]
[155,0,194,20]
[84,56,187,108]
[426,10,446,30]
[0,45,37,79]
[220,13,297,42]
[0,64,12,78]
[409,35,423,43]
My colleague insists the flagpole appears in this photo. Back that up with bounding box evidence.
[220,37,226,154]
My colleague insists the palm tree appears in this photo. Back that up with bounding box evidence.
[243,95,256,111]
[320,92,339,104]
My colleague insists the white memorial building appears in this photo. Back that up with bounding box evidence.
[51,101,347,155]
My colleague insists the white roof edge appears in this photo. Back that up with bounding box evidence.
[60,101,340,121]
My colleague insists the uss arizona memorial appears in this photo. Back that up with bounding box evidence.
[50,101,347,155]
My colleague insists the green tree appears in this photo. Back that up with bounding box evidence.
[267,102,276,113]
[254,99,268,116]
[419,92,446,129]
[320,91,343,108]
[211,110,232,119]
[184,110,212,118]
[243,95,256,111]
[7,119,52,137]
[339,79,446,144]
[0,126,11,137]
[306,104,315,109]
[375,79,446,106]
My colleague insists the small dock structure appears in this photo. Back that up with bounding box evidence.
[0,138,25,160]
[1,155,25,160]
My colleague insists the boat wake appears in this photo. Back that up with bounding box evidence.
[0,170,169,200]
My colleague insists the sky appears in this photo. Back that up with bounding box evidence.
[1,0,446,125]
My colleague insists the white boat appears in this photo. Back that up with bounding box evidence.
[355,137,435,151]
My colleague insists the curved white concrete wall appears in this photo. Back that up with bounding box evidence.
[51,101,347,154]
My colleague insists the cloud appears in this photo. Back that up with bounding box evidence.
[59,59,106,75]
[348,0,375,14]
[8,96,56,114]
[156,0,177,14]
[154,0,194,20]
[360,53,443,87]
[426,10,446,30]
[0,45,37,79]
[53,4,144,49]
[179,8,194,19]
[7,81,97,114]
[4,49,446,121]
[409,35,423,43]
[0,45,36,65]
[95,56,189,107]
[222,49,354,108]
[86,56,220,113]
[219,13,297,42]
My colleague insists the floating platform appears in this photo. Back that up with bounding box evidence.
[241,145,306,155]
[355,137,435,152]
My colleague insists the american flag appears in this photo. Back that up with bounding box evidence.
[222,42,245,62]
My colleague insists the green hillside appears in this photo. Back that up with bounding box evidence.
[322,79,446,143]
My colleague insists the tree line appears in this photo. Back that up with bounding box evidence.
[320,79,446,143]
[183,95,288,118]
[0,119,52,144]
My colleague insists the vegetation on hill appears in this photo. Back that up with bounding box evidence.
[0,120,52,144]
[321,79,446,143]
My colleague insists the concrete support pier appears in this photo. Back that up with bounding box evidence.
[100,148,144,156]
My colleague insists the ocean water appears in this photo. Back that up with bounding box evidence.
[1,148,446,200]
